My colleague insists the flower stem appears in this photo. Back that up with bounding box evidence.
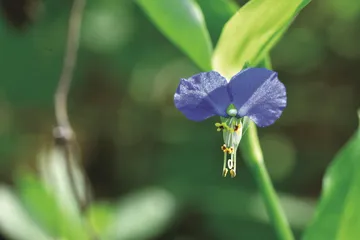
[241,122,294,240]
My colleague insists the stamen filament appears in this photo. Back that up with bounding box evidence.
[234,150,237,174]
[218,117,243,178]
[227,158,233,169]
[222,151,227,177]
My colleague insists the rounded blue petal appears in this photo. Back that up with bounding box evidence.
[174,71,231,121]
[228,68,287,127]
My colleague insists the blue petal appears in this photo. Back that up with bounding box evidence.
[228,68,287,127]
[174,71,231,121]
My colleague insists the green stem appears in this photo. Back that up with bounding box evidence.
[241,122,294,240]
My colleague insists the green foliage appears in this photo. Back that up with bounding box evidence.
[88,203,115,237]
[37,147,86,223]
[196,0,238,43]
[212,0,311,78]
[0,186,53,240]
[303,112,360,240]
[0,148,177,240]
[136,0,213,71]
[15,173,65,237]
[0,148,90,240]
[103,187,176,240]
[88,188,176,240]
[15,173,87,240]
[2,0,360,239]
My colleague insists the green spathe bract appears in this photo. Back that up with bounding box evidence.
[212,0,311,79]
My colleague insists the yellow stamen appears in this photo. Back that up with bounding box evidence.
[215,122,234,132]
[215,122,225,132]
[222,168,228,177]
[230,169,236,178]
[227,147,234,154]
[234,122,242,133]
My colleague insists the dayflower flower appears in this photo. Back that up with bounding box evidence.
[174,68,287,178]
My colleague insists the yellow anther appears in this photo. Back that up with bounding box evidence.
[230,169,236,178]
[222,168,228,177]
[221,144,227,152]
[227,147,234,154]
[234,123,242,132]
[215,122,233,132]
[215,122,225,132]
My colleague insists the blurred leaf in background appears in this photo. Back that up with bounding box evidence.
[304,112,360,240]
[82,0,133,54]
[103,187,176,240]
[0,146,177,240]
[0,186,52,240]
[15,172,87,240]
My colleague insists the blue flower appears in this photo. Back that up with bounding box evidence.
[174,68,287,178]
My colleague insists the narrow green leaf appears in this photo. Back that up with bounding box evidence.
[104,187,176,240]
[15,173,88,240]
[212,0,311,78]
[136,0,213,71]
[298,0,311,11]
[15,173,62,237]
[88,203,116,237]
[303,112,360,240]
[37,147,86,224]
[0,186,53,240]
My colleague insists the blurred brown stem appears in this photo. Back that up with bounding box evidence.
[54,0,86,211]
[55,0,85,128]
[53,0,98,239]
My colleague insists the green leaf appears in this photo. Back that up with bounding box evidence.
[136,0,213,71]
[0,186,53,240]
[103,187,176,240]
[15,173,88,240]
[212,0,311,78]
[15,173,62,237]
[303,111,360,240]
[37,146,86,224]
[88,202,116,237]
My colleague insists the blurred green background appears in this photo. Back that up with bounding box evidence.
[0,0,359,239]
